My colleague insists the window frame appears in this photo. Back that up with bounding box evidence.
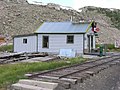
[67,35,74,44]
[23,38,27,44]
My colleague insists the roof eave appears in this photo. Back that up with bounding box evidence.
[35,32,86,34]
[13,33,37,38]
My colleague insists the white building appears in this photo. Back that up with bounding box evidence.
[13,21,96,55]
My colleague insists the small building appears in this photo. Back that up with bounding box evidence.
[13,21,97,56]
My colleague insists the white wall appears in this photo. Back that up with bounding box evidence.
[14,35,37,53]
[38,34,84,54]
[13,33,95,54]
[84,33,88,49]
[84,28,96,50]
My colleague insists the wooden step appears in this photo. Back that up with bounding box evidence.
[18,79,58,89]
[12,83,53,90]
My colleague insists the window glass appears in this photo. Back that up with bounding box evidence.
[23,38,27,44]
[43,36,49,48]
[67,35,74,44]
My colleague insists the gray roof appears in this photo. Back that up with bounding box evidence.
[13,33,37,38]
[35,22,91,34]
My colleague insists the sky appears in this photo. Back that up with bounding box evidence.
[27,0,120,10]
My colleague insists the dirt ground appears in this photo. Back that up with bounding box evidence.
[55,63,120,90]
[70,64,120,90]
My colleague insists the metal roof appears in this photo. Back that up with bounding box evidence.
[13,33,37,38]
[35,22,91,34]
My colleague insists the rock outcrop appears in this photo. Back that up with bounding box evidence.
[3,0,28,4]
[0,1,120,44]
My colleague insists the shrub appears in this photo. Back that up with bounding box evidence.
[106,44,115,49]
[96,44,115,50]
[0,45,13,52]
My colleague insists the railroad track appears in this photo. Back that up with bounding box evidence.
[28,54,120,88]
[0,52,48,64]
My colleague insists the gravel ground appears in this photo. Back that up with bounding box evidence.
[71,64,120,90]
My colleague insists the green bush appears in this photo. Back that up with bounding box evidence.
[0,45,13,52]
[96,44,100,48]
[96,44,115,50]
[106,44,115,49]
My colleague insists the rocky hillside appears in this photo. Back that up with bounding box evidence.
[1,0,28,4]
[0,1,120,44]
[79,6,120,44]
[0,0,81,40]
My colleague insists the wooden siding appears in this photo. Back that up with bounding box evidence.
[38,34,84,54]
[14,35,37,53]
[84,28,96,50]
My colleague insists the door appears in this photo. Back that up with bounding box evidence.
[87,35,94,53]
[42,36,49,48]
[87,35,90,53]
[91,36,93,51]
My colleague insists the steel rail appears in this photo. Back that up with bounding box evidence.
[58,57,120,78]
[30,54,120,77]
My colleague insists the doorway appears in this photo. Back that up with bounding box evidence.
[42,36,49,48]
[87,35,94,53]
[87,35,90,52]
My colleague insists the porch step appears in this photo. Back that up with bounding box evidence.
[11,79,58,90]
[12,83,52,90]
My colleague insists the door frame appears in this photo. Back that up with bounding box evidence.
[42,36,49,48]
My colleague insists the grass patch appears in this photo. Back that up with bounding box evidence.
[0,45,13,52]
[0,57,86,88]
[96,44,115,49]
[107,48,120,52]
[96,44,120,52]
[106,44,115,49]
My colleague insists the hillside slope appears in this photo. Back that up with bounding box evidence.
[0,1,120,44]
[80,6,120,44]
[0,1,81,38]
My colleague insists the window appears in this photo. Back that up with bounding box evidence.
[43,36,49,48]
[67,35,74,44]
[23,38,27,44]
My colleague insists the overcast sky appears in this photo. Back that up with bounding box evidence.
[27,0,120,10]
